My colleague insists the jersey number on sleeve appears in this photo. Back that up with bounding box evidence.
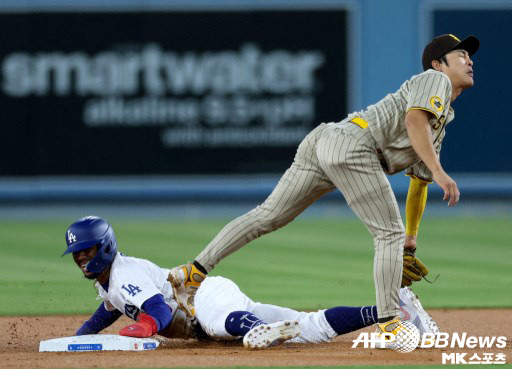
[122,284,142,297]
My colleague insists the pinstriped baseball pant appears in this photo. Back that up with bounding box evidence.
[196,121,404,318]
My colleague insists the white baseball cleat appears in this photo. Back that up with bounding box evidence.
[399,287,441,343]
[243,320,300,349]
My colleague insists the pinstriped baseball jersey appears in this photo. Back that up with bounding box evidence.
[352,70,454,177]
[405,143,442,182]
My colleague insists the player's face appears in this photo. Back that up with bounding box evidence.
[441,49,474,90]
[72,245,98,280]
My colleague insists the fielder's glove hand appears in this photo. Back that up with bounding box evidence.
[402,249,429,287]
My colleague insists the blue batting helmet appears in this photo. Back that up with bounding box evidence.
[63,216,118,277]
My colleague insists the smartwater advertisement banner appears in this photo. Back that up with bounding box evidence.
[0,10,348,175]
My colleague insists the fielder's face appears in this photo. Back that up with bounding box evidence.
[72,245,98,280]
[439,49,474,90]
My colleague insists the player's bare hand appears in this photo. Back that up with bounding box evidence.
[404,235,417,250]
[433,170,460,206]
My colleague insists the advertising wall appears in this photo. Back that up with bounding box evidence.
[0,10,349,175]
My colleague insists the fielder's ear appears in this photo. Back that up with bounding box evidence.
[431,59,442,71]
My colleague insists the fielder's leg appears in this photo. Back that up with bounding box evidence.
[170,124,334,316]
[195,123,335,272]
[316,123,404,321]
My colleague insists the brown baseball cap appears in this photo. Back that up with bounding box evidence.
[422,34,479,71]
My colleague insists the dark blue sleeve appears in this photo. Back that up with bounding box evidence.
[76,302,123,335]
[141,294,173,332]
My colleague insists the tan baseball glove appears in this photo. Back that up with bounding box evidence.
[402,250,429,287]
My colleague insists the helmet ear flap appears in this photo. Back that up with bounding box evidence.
[105,241,112,254]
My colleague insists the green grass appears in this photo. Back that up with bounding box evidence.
[0,217,511,315]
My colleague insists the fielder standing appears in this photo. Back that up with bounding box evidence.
[170,34,479,335]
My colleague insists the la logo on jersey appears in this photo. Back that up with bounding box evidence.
[67,230,77,243]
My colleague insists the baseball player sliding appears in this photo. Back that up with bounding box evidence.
[169,34,480,339]
[65,216,439,348]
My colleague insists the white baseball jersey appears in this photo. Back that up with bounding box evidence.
[95,253,178,320]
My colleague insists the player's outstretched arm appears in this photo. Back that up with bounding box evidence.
[76,302,122,335]
[405,109,459,206]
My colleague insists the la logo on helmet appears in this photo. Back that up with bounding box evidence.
[67,230,77,243]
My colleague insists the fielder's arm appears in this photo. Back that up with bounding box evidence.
[404,175,430,251]
[404,109,459,206]
[402,176,431,286]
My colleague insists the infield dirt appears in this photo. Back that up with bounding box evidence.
[1,309,511,368]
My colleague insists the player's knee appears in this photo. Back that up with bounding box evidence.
[243,206,287,238]
[251,202,292,224]
[248,204,276,223]
[374,226,405,245]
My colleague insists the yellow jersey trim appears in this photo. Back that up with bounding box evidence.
[407,107,440,119]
